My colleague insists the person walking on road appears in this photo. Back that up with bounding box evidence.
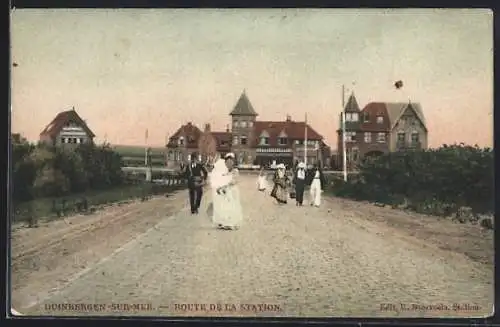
[294,162,307,206]
[182,152,208,214]
[270,163,289,205]
[210,153,243,230]
[257,167,267,192]
[306,163,326,207]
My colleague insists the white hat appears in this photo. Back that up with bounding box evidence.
[298,162,306,169]
[224,152,235,160]
[277,163,286,169]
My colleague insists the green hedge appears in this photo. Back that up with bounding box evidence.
[12,140,125,203]
[329,144,494,217]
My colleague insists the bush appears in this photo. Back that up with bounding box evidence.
[331,144,494,217]
[12,137,126,202]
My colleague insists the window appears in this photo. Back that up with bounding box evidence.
[345,113,359,122]
[363,113,370,123]
[233,121,239,128]
[364,132,372,143]
[377,132,386,143]
[376,116,384,124]
[345,131,356,142]
[168,151,173,160]
[233,136,239,145]
[248,121,253,127]
[397,132,406,142]
[241,121,247,128]
[278,137,287,145]
[411,132,420,144]
[240,136,248,145]
[260,137,269,145]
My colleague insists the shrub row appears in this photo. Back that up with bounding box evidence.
[329,144,494,219]
[13,140,127,203]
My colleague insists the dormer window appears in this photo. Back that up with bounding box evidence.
[376,116,384,124]
[363,112,370,122]
[259,130,270,145]
[278,130,287,145]
[178,137,185,146]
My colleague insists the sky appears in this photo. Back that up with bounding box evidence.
[11,8,493,149]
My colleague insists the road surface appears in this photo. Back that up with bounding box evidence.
[11,175,493,318]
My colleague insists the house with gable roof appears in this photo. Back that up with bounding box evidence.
[337,93,428,169]
[39,107,95,148]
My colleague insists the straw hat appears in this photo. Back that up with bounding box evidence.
[297,162,306,169]
[224,152,235,160]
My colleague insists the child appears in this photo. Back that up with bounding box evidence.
[257,167,267,191]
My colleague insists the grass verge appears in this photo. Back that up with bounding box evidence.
[12,182,186,224]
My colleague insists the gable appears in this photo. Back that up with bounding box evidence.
[40,109,95,138]
[260,130,270,137]
[278,130,288,138]
[390,103,427,132]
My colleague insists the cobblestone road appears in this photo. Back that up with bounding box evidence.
[17,175,493,318]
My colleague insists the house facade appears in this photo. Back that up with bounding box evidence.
[165,91,330,168]
[39,108,95,147]
[337,93,428,169]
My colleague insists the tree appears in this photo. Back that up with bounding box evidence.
[198,131,217,165]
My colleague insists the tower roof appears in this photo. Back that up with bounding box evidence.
[344,93,360,112]
[230,90,258,116]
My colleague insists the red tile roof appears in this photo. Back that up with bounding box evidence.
[167,122,202,149]
[359,102,391,132]
[253,120,322,147]
[40,109,95,138]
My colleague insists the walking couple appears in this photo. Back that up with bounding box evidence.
[270,162,326,207]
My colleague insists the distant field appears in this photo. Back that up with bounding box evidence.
[112,145,165,157]
[112,145,166,167]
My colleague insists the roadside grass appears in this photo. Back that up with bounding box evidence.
[12,181,186,224]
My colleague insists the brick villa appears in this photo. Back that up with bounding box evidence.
[166,91,331,168]
[336,93,428,169]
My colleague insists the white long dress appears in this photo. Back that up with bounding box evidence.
[210,161,243,229]
[257,174,267,191]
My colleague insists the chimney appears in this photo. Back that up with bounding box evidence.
[286,114,291,122]
[226,124,230,132]
[204,123,211,132]
[187,122,192,126]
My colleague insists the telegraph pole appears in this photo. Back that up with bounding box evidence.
[342,85,347,182]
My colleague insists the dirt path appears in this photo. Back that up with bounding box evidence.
[11,191,187,310]
[11,175,493,318]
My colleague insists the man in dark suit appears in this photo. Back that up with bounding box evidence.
[182,152,208,214]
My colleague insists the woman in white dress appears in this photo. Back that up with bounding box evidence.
[210,153,243,230]
[257,167,267,191]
